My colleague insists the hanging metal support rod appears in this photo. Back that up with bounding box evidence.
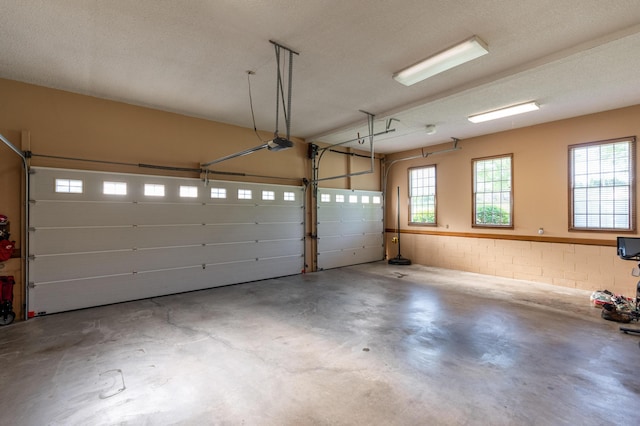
[321,128,396,151]
[270,40,299,141]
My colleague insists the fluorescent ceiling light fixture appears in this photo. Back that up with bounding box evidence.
[468,101,540,123]
[393,36,488,86]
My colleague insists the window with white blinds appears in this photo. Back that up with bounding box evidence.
[569,137,636,231]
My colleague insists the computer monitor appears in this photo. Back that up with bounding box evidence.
[617,237,640,260]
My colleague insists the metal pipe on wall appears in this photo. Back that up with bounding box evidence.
[381,138,461,259]
[312,111,381,184]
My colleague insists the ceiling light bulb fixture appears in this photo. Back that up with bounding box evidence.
[393,35,489,86]
[425,124,437,135]
[468,101,540,123]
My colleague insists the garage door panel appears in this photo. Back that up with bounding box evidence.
[317,233,382,252]
[317,236,351,252]
[134,246,209,270]
[250,239,304,259]
[317,250,358,270]
[31,201,136,227]
[202,204,257,223]
[28,167,304,315]
[29,227,137,255]
[31,251,136,282]
[317,220,382,236]
[317,245,384,270]
[134,203,205,225]
[364,233,384,247]
[200,223,303,243]
[315,205,343,221]
[134,224,303,247]
[133,244,302,271]
[200,256,303,284]
[255,205,303,222]
[134,225,208,247]
[29,268,202,315]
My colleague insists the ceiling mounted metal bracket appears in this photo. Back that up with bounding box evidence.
[270,40,299,143]
[201,41,300,168]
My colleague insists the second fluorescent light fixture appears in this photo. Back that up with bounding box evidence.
[393,35,489,86]
[468,101,540,123]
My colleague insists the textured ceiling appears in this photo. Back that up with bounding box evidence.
[1,1,640,153]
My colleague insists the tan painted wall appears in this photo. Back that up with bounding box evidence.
[386,105,640,295]
[0,78,380,320]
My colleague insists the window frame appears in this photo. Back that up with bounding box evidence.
[55,178,83,194]
[179,185,198,198]
[262,190,275,201]
[568,136,636,233]
[238,189,252,200]
[103,181,127,196]
[472,153,514,229]
[408,165,437,226]
[144,183,165,197]
[210,187,227,199]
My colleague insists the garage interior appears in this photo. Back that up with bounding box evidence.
[1,1,640,424]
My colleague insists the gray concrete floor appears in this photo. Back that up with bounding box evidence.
[1,262,639,425]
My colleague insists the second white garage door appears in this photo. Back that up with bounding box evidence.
[316,188,384,270]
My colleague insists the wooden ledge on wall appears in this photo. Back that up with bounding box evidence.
[385,228,617,247]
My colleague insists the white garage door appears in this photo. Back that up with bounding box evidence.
[316,188,384,270]
[28,167,304,316]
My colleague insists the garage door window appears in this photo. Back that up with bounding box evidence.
[55,179,83,193]
[144,184,165,197]
[284,191,295,201]
[179,186,198,198]
[210,188,226,199]
[262,190,275,200]
[238,189,252,200]
[103,181,127,195]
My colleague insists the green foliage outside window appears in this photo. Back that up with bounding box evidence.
[475,205,510,225]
